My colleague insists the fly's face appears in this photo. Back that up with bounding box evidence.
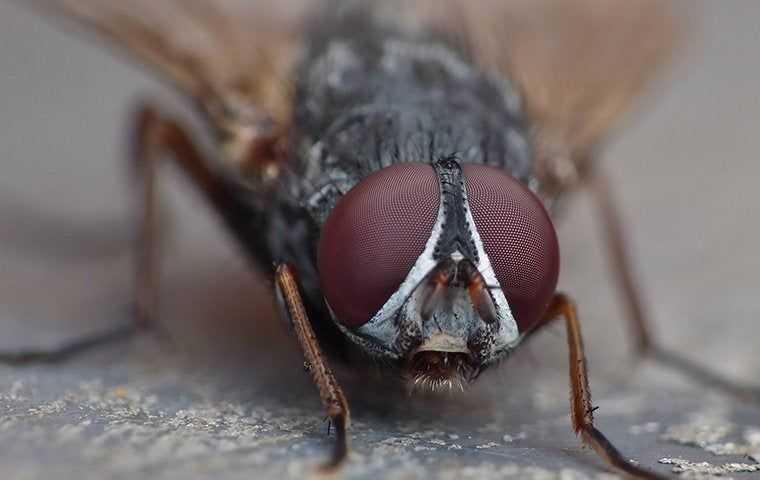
[318,158,560,390]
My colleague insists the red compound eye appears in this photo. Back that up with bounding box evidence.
[318,163,439,327]
[463,164,560,331]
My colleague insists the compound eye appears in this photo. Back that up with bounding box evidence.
[318,163,439,327]
[463,165,560,331]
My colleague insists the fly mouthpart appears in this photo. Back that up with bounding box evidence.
[414,333,469,354]
[405,335,478,393]
[406,351,476,394]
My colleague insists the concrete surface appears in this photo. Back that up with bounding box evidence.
[1,1,759,479]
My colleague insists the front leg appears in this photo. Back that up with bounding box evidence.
[539,293,670,480]
[274,263,350,471]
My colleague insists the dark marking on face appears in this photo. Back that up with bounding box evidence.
[432,156,480,263]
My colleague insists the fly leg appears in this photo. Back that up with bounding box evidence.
[588,169,652,354]
[0,324,139,366]
[536,293,670,480]
[275,264,350,471]
[589,169,760,402]
[128,102,226,330]
[0,102,248,365]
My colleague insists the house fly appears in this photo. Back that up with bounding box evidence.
[3,1,757,479]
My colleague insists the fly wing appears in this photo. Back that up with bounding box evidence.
[418,0,682,194]
[28,0,312,129]
[29,0,680,191]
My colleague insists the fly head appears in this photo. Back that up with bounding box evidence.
[318,157,560,392]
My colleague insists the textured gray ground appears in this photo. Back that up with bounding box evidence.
[1,1,759,479]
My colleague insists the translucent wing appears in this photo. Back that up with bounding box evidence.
[28,0,680,192]
[29,0,312,138]
[417,0,682,194]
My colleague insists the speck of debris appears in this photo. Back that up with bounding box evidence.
[3,380,28,401]
[502,432,527,443]
[413,445,436,452]
[741,428,760,462]
[659,457,760,475]
[27,400,66,416]
[475,442,500,449]
[661,419,732,448]
[439,463,621,479]
[660,407,760,461]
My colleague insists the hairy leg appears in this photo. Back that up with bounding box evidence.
[275,263,350,471]
[533,293,670,480]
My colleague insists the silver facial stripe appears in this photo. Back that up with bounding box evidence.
[459,171,521,347]
[348,160,520,351]
[350,172,448,346]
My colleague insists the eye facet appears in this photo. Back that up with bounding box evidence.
[463,164,560,332]
[318,163,439,327]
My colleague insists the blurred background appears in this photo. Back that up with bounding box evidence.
[0,1,759,479]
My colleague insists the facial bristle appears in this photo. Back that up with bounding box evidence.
[406,351,478,394]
